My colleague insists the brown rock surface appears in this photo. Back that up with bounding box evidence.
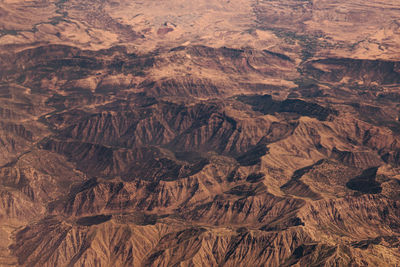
[0,0,400,266]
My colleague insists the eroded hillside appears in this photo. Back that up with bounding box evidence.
[0,0,400,266]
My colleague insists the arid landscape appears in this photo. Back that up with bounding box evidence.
[0,0,400,266]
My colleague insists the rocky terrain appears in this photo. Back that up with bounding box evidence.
[0,0,400,266]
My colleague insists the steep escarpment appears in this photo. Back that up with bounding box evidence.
[10,217,315,267]
[304,58,400,85]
